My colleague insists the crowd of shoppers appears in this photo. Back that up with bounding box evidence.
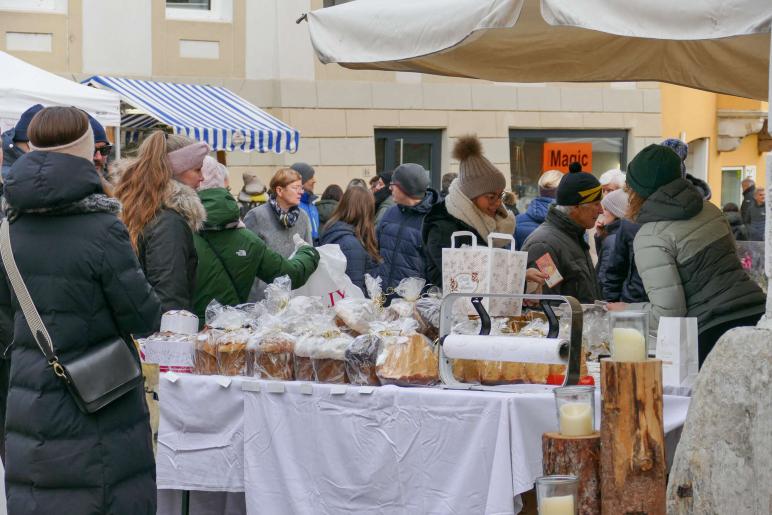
[0,103,767,513]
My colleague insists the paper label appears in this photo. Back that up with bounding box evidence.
[330,385,347,395]
[241,381,261,392]
[299,384,314,395]
[140,338,195,368]
[216,377,232,388]
[164,371,180,383]
[266,382,285,394]
[358,386,376,395]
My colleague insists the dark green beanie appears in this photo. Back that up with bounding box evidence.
[627,144,682,198]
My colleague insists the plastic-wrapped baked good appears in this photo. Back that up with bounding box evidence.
[333,274,385,334]
[375,319,438,386]
[310,330,352,384]
[414,294,441,340]
[194,330,221,375]
[294,329,319,382]
[205,300,249,330]
[216,329,252,376]
[344,334,382,385]
[250,334,295,381]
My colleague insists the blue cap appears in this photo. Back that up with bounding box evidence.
[12,104,44,142]
[88,115,109,144]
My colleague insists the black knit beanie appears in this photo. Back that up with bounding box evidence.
[556,162,602,206]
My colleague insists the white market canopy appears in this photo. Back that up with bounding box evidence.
[85,76,300,153]
[308,0,771,101]
[0,51,120,127]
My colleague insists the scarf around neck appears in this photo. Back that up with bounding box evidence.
[444,180,515,246]
[4,193,121,222]
[269,196,300,229]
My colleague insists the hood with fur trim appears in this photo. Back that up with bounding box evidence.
[164,179,206,231]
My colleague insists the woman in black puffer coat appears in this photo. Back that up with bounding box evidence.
[0,107,162,514]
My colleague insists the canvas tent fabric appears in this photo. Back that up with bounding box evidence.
[85,76,300,153]
[0,51,120,129]
[307,0,772,101]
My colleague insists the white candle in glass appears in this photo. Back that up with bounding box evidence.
[540,494,575,515]
[611,327,647,362]
[559,402,593,436]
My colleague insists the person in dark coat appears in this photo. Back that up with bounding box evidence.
[604,219,648,303]
[722,202,749,242]
[317,184,343,226]
[320,186,381,293]
[740,178,756,226]
[514,169,562,249]
[115,131,208,313]
[422,136,545,289]
[440,172,457,199]
[374,169,396,224]
[0,104,43,179]
[746,188,766,241]
[0,107,161,514]
[522,163,604,303]
[377,163,437,290]
[595,188,627,300]
[292,162,321,243]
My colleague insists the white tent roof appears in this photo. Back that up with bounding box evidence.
[0,51,120,127]
[308,0,772,101]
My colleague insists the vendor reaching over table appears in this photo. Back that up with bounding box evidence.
[607,144,765,366]
[522,162,603,303]
[192,157,320,324]
[422,134,547,288]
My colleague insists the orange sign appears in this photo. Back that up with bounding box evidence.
[542,142,593,173]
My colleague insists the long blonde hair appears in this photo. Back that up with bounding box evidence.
[114,131,194,249]
[325,186,381,262]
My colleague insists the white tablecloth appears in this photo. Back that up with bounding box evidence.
[157,374,691,515]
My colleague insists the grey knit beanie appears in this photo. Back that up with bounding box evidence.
[452,135,506,199]
[392,163,430,198]
[601,188,629,219]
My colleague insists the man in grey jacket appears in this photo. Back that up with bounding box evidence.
[522,162,603,303]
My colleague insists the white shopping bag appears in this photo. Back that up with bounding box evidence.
[292,244,364,307]
[442,231,527,316]
[655,317,698,387]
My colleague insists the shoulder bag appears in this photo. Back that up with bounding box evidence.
[0,220,143,414]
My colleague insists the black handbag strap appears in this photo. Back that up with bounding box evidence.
[0,221,62,371]
[200,233,242,302]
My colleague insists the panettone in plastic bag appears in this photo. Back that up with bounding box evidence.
[216,328,252,376]
[333,274,385,334]
[194,329,222,375]
[344,334,382,386]
[249,316,295,380]
[375,319,438,386]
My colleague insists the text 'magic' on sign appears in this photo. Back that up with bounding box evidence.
[542,142,593,173]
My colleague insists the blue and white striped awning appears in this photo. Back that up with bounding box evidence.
[84,75,299,153]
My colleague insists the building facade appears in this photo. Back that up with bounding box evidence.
[0,0,767,207]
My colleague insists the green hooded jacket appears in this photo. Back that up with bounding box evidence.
[193,188,320,321]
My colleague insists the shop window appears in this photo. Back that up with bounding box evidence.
[509,129,627,210]
[721,167,744,207]
[166,0,231,22]
[375,129,442,191]
[167,0,211,9]
[323,0,355,7]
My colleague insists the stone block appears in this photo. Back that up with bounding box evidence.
[582,112,626,128]
[223,79,276,108]
[471,84,518,110]
[288,109,347,138]
[278,79,317,108]
[667,327,771,515]
[561,87,604,112]
[625,113,663,137]
[398,110,449,127]
[372,82,423,109]
[497,111,541,129]
[316,81,373,109]
[319,137,375,166]
[643,89,662,113]
[478,138,511,164]
[274,137,320,166]
[346,109,401,136]
[421,83,473,110]
[602,89,644,112]
[540,112,584,128]
[448,111,499,138]
[517,86,562,111]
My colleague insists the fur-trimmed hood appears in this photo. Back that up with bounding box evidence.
[163,179,206,231]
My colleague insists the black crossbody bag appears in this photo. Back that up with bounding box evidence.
[0,220,142,414]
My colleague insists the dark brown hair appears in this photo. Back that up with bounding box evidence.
[321,184,343,202]
[325,186,381,262]
[28,107,89,148]
[625,185,646,222]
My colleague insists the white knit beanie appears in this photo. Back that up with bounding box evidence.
[601,188,629,219]
[452,135,506,200]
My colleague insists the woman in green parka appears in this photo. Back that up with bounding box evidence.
[192,158,320,322]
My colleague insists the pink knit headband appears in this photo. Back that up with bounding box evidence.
[167,142,210,175]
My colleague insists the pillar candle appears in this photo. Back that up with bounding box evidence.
[611,328,646,362]
[540,494,575,515]
[558,402,593,436]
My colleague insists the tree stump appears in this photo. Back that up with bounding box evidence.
[542,432,601,514]
[600,359,666,515]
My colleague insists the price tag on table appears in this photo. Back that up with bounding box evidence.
[299,384,314,395]
[330,385,347,395]
[266,382,285,394]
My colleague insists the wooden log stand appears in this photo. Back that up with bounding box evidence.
[542,432,601,514]
[600,358,666,515]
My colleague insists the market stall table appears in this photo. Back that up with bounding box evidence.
[157,374,690,515]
